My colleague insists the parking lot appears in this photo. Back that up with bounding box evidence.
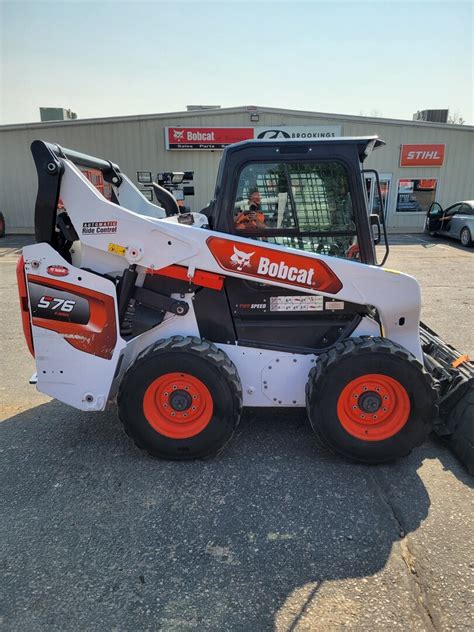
[1,233,473,631]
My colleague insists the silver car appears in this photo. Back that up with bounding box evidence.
[425,200,474,247]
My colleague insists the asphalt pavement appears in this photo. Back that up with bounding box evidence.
[1,234,473,631]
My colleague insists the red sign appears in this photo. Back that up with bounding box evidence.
[416,179,437,190]
[166,127,254,150]
[400,144,445,167]
[207,236,342,294]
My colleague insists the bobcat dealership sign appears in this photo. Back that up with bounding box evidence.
[165,125,342,149]
[165,127,253,150]
[400,144,445,167]
[207,236,343,294]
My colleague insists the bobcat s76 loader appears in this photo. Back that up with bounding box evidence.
[16,138,474,471]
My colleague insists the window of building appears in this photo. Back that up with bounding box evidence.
[396,178,438,213]
[232,161,357,259]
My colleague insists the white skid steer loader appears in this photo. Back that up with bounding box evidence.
[16,138,473,471]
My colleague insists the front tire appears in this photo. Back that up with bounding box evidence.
[118,336,242,460]
[460,227,473,247]
[306,337,436,464]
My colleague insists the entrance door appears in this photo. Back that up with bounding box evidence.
[365,174,392,219]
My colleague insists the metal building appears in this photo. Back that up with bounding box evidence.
[0,105,472,233]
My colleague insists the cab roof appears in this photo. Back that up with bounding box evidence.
[224,135,385,163]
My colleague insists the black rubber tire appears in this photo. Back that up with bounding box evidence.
[442,385,474,475]
[118,336,242,460]
[0,212,5,238]
[460,227,473,247]
[306,337,436,464]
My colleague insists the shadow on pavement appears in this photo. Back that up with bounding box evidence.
[1,401,464,630]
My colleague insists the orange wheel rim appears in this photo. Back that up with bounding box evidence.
[337,374,410,441]
[143,372,213,439]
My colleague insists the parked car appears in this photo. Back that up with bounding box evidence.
[425,200,474,247]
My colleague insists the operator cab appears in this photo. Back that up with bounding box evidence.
[206,136,388,267]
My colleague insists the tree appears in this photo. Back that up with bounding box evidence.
[448,111,465,125]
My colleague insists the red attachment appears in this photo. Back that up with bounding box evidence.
[337,374,410,441]
[16,256,35,357]
[147,264,224,290]
[81,169,113,200]
[143,372,213,439]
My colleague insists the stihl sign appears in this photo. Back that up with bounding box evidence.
[207,237,343,294]
[400,144,445,167]
[165,127,253,150]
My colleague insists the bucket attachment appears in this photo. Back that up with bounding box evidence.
[422,323,474,474]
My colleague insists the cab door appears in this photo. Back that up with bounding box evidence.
[221,158,367,352]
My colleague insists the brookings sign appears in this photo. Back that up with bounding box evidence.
[254,125,342,139]
[165,125,342,150]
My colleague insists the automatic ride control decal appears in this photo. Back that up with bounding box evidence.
[82,220,117,235]
[206,237,343,294]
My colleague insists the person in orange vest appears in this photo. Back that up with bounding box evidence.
[235,189,266,230]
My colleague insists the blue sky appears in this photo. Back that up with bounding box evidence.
[0,0,472,125]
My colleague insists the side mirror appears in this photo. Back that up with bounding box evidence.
[137,171,153,184]
[370,213,381,245]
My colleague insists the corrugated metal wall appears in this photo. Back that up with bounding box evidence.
[0,107,472,232]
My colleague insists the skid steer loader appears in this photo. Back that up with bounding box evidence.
[16,137,473,471]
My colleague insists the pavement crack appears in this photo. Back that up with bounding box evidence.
[369,472,439,631]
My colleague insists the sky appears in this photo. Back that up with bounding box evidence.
[0,0,472,125]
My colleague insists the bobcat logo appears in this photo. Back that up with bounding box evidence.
[173,130,185,140]
[230,246,255,271]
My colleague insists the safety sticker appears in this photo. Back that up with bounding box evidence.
[270,295,324,312]
[325,300,345,310]
[108,242,127,256]
[82,221,117,235]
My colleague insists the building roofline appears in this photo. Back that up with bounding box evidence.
[0,105,472,132]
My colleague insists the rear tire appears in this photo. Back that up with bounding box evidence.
[306,337,436,464]
[460,227,473,247]
[118,336,242,460]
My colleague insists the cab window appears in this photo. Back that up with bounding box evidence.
[232,161,358,259]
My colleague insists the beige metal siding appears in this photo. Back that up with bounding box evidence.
[1,107,472,232]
